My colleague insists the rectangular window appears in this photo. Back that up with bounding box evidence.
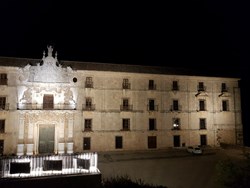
[199,100,206,111]
[121,98,132,111]
[0,140,3,155]
[0,73,7,85]
[172,118,180,130]
[0,120,5,133]
[221,83,228,92]
[115,136,123,149]
[172,100,179,111]
[122,79,130,89]
[83,137,91,150]
[122,119,130,131]
[200,118,206,129]
[200,135,207,146]
[148,136,157,149]
[148,80,156,90]
[86,98,92,107]
[0,97,6,110]
[148,99,157,111]
[172,81,179,91]
[198,82,205,91]
[222,100,229,111]
[149,118,156,130]
[85,77,93,88]
[43,94,54,110]
[84,119,92,131]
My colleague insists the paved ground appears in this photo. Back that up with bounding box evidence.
[98,147,247,188]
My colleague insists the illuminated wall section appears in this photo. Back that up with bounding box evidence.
[0,47,243,155]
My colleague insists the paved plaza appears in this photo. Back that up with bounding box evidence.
[98,147,246,188]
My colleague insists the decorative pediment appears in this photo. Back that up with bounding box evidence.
[19,45,73,83]
[195,91,208,97]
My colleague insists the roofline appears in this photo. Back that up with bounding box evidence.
[0,56,241,79]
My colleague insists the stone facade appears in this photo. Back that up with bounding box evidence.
[0,47,243,155]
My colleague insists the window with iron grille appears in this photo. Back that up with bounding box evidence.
[122,119,130,131]
[222,100,229,111]
[0,120,5,133]
[149,118,156,130]
[173,100,179,111]
[0,140,3,155]
[148,80,156,90]
[199,100,206,111]
[200,118,206,129]
[121,98,130,111]
[85,98,92,109]
[85,77,93,88]
[0,97,6,110]
[148,99,156,111]
[115,136,123,149]
[0,73,7,85]
[198,82,205,91]
[221,83,228,92]
[84,119,92,131]
[122,79,130,89]
[172,81,179,91]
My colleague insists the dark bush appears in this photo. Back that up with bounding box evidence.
[102,174,167,188]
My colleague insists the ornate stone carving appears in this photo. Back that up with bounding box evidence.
[20,88,32,103]
[64,87,75,104]
[18,45,74,83]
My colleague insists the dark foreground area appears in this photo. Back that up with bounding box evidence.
[0,173,102,188]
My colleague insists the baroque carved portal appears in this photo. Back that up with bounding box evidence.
[18,45,73,83]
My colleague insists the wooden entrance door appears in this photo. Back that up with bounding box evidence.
[83,137,91,150]
[43,94,54,110]
[39,125,55,154]
[173,135,180,147]
[148,136,157,148]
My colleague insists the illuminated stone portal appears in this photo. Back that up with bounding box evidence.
[0,46,243,157]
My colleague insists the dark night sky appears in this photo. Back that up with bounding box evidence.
[0,1,248,76]
[1,1,250,144]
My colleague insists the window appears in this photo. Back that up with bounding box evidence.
[85,77,93,88]
[172,81,179,91]
[121,98,132,111]
[222,100,229,111]
[221,83,228,92]
[0,120,5,133]
[0,140,3,155]
[0,97,6,110]
[200,135,207,146]
[43,95,54,110]
[115,136,123,149]
[122,119,130,131]
[199,100,206,111]
[84,119,92,131]
[172,100,179,111]
[148,99,157,111]
[122,79,130,89]
[148,136,157,148]
[199,118,206,129]
[86,98,92,107]
[83,98,95,110]
[172,118,180,130]
[148,80,156,90]
[0,73,7,85]
[149,118,156,130]
[83,137,91,150]
[198,82,205,91]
